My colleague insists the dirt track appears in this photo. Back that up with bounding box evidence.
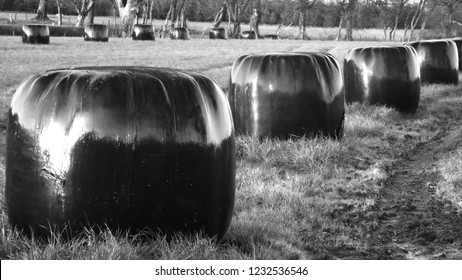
[365,120,462,259]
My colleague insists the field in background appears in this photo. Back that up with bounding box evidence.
[0,37,461,259]
[0,11,406,41]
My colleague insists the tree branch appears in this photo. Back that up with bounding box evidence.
[86,0,96,11]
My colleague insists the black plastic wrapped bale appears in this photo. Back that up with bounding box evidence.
[22,25,49,44]
[169,27,190,40]
[452,37,462,72]
[229,52,345,139]
[132,24,155,41]
[6,67,236,240]
[263,34,278,40]
[209,27,227,39]
[406,39,459,84]
[344,45,421,114]
[84,24,109,42]
[240,31,257,39]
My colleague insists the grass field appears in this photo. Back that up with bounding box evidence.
[0,36,461,259]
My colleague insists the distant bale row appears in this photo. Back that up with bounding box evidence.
[4,24,268,41]
[0,23,84,37]
[20,24,108,43]
[17,24,196,42]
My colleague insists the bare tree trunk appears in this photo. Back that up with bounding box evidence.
[403,11,411,41]
[418,15,429,40]
[84,1,95,25]
[298,8,307,39]
[408,0,426,42]
[141,0,149,24]
[296,0,318,40]
[112,0,119,36]
[275,12,293,38]
[162,0,176,37]
[252,0,262,37]
[233,4,241,38]
[383,24,387,40]
[228,1,240,38]
[70,0,96,27]
[335,0,348,41]
[169,0,176,25]
[176,0,189,28]
[56,0,63,26]
[226,2,232,36]
[417,2,436,40]
[336,17,344,41]
[344,16,353,40]
[35,0,49,20]
[116,0,136,37]
[141,0,156,25]
[227,0,250,38]
[387,0,406,41]
[390,14,399,40]
[249,8,261,37]
[445,4,455,37]
[150,0,155,24]
[379,0,390,40]
[212,3,229,28]
[343,0,356,41]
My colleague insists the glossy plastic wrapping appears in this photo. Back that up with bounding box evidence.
[84,24,109,42]
[229,52,345,139]
[132,24,155,41]
[6,67,236,239]
[452,37,462,72]
[22,24,50,44]
[263,34,278,40]
[344,45,421,113]
[209,27,227,39]
[240,31,257,39]
[406,39,459,84]
[169,27,190,40]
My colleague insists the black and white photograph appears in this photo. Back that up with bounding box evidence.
[0,0,461,278]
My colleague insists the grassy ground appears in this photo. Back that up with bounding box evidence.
[438,149,462,212]
[0,11,406,41]
[0,37,461,259]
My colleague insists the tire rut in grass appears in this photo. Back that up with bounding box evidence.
[367,127,462,259]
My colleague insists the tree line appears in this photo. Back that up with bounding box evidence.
[1,0,461,39]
